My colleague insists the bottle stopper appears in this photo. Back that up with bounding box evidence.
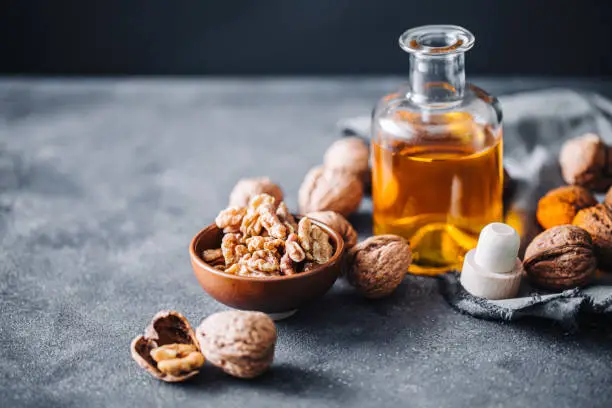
[460,222,523,300]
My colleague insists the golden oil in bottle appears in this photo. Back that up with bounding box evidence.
[371,26,503,275]
[372,112,503,274]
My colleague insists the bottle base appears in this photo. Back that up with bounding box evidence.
[374,214,481,276]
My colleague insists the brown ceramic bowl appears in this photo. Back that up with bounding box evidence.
[189,216,344,320]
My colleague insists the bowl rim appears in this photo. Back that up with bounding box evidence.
[189,215,345,282]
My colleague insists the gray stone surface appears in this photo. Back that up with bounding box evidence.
[1,78,611,408]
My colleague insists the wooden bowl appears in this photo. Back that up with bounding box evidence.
[189,217,344,320]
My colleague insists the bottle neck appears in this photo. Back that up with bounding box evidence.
[409,53,466,105]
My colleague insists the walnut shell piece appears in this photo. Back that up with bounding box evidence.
[559,133,612,191]
[523,225,596,290]
[573,204,612,270]
[536,185,597,230]
[306,211,358,248]
[345,235,412,298]
[196,311,276,379]
[323,137,370,182]
[298,165,363,217]
[228,177,283,208]
[130,311,204,382]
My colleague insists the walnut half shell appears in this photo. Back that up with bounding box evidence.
[130,310,203,382]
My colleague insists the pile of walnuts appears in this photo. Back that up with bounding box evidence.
[132,137,416,383]
[528,133,612,290]
[204,135,413,297]
[203,193,334,277]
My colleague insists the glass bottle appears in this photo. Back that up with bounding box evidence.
[371,25,503,275]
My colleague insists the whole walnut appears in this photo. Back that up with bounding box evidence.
[298,165,363,217]
[559,133,612,191]
[196,310,276,379]
[323,137,370,184]
[536,185,597,230]
[345,235,412,298]
[573,203,612,270]
[306,210,358,248]
[228,177,283,208]
[523,225,596,290]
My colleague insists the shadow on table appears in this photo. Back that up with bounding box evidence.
[181,363,354,403]
[347,211,373,237]
[281,274,443,348]
[509,314,612,339]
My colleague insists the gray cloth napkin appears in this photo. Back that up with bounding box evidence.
[339,89,612,329]
[437,272,612,331]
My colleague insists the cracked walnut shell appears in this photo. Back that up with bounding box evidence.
[228,177,283,208]
[196,310,276,379]
[306,210,358,248]
[524,225,596,290]
[130,310,204,382]
[298,165,363,217]
[536,185,597,230]
[559,134,612,191]
[345,235,412,298]
[573,203,612,270]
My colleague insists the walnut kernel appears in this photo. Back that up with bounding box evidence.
[306,211,358,248]
[297,217,334,264]
[523,225,596,289]
[208,194,334,277]
[536,185,597,230]
[150,343,205,377]
[345,235,412,298]
[196,311,276,379]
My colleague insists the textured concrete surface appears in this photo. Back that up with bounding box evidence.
[1,78,612,408]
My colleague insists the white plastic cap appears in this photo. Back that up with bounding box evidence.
[473,222,520,274]
[460,222,523,300]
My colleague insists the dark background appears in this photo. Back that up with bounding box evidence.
[1,0,612,76]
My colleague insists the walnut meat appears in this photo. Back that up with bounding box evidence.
[208,194,331,277]
[297,217,334,264]
[196,311,276,379]
[523,225,596,290]
[536,185,597,230]
[130,311,204,382]
[559,134,612,191]
[573,204,612,270]
[323,137,370,182]
[228,177,283,208]
[345,235,412,298]
[298,165,363,217]
[306,210,358,248]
